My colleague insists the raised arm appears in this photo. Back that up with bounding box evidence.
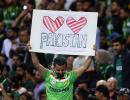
[73,56,92,77]
[28,43,47,77]
[31,52,46,73]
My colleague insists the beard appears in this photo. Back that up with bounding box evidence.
[56,73,65,79]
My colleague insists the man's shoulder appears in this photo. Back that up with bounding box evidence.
[127,50,130,54]
[124,50,130,57]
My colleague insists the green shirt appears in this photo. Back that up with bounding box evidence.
[98,64,113,80]
[44,69,77,100]
[115,55,122,89]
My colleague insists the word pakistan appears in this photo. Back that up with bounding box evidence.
[40,33,87,49]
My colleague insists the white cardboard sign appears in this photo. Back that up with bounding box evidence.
[30,10,98,55]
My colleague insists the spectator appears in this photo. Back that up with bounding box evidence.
[16,27,30,55]
[95,49,113,80]
[1,28,18,68]
[66,55,75,71]
[19,92,33,100]
[75,87,89,100]
[105,0,123,36]
[9,53,24,79]
[82,0,95,12]
[75,0,84,11]
[0,21,6,52]
[112,37,130,89]
[12,0,35,29]
[34,71,45,100]
[96,80,107,87]
[0,54,8,66]
[95,85,109,100]
[0,65,12,97]
[39,89,46,100]
[55,0,66,10]
[37,0,48,9]
[76,80,89,91]
[46,0,57,10]
[107,77,118,100]
[122,6,130,38]
[24,66,35,91]
[2,0,22,30]
[12,75,27,100]
[118,88,130,100]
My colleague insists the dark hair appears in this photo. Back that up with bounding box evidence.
[96,85,109,98]
[0,54,8,63]
[122,5,130,13]
[20,92,32,100]
[13,53,25,62]
[53,56,67,67]
[17,64,27,70]
[26,66,35,76]
[112,0,122,7]
[112,37,126,45]
[77,80,89,87]
[19,26,30,35]
[18,53,25,62]
[2,65,10,72]
[27,0,35,8]
[48,0,56,3]
[75,87,89,100]
[83,0,95,7]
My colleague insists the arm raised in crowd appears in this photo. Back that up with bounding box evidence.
[73,56,92,77]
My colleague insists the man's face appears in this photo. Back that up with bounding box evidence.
[111,2,119,13]
[107,79,116,91]
[12,56,20,66]
[54,64,66,79]
[16,67,24,76]
[19,30,29,43]
[35,71,43,83]
[112,42,124,54]
[47,2,56,10]
[95,91,102,100]
[2,67,8,76]
[0,56,6,65]
[119,95,129,100]
[76,2,83,11]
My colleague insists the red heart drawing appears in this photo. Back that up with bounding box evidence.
[43,16,64,33]
[66,17,87,34]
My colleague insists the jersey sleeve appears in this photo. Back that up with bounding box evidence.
[43,68,51,80]
[69,71,78,83]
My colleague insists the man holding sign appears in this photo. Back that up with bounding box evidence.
[29,10,97,100]
[28,44,92,100]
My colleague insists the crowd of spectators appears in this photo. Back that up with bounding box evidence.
[0,0,130,100]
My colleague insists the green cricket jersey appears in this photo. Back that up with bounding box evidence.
[44,69,77,100]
